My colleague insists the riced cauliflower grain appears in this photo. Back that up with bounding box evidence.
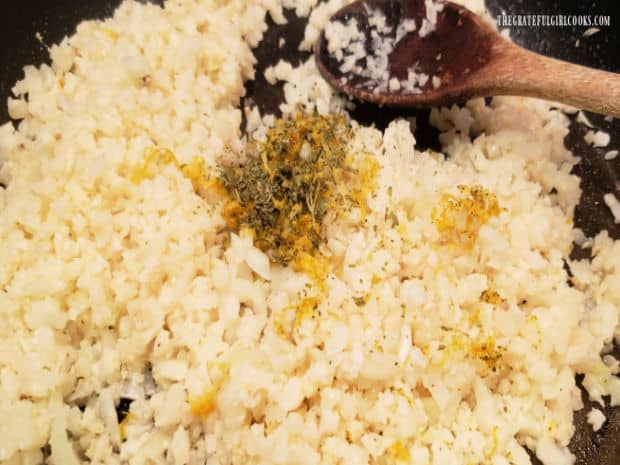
[603,193,620,223]
[585,129,611,147]
[604,150,618,161]
[587,408,606,432]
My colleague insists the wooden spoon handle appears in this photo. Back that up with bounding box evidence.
[490,40,620,117]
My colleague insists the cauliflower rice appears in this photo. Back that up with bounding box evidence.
[0,1,619,465]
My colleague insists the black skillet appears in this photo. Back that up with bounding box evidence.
[1,1,618,464]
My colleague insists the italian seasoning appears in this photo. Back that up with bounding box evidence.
[219,113,352,266]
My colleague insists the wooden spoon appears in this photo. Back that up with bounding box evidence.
[315,0,620,117]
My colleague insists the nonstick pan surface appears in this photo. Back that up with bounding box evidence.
[1,1,618,464]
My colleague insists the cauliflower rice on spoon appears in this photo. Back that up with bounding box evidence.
[0,1,619,465]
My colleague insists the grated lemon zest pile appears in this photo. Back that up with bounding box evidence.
[190,363,230,418]
[481,289,503,305]
[387,439,411,463]
[131,147,224,199]
[119,412,135,440]
[432,185,501,248]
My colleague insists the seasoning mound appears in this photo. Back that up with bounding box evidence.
[219,113,352,268]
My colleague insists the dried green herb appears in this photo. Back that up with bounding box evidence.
[219,113,352,266]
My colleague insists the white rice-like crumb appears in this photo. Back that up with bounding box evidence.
[603,193,620,223]
[265,59,294,85]
[587,408,606,431]
[583,27,600,37]
[572,227,592,248]
[576,111,594,128]
[388,77,401,91]
[0,1,619,465]
[584,129,611,147]
[604,150,618,161]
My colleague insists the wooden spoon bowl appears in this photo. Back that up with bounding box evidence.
[315,0,620,116]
